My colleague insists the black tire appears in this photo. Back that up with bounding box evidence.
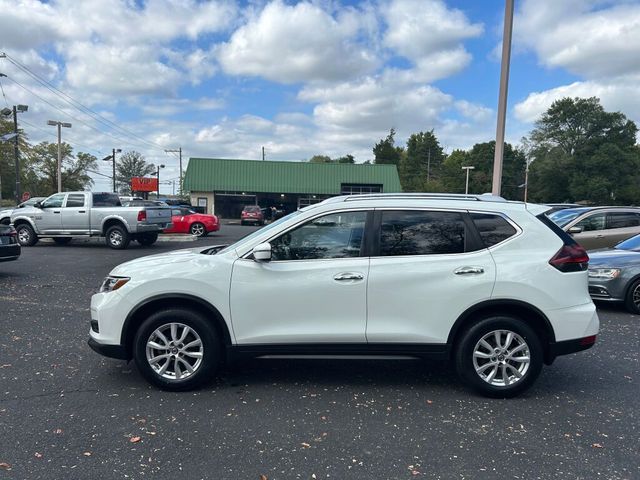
[137,232,159,246]
[455,315,543,398]
[624,279,640,314]
[133,308,221,391]
[0,218,9,225]
[105,224,130,249]
[190,222,206,237]
[15,223,38,246]
[53,237,72,245]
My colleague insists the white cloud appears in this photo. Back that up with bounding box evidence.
[514,76,640,124]
[216,0,377,83]
[516,0,640,79]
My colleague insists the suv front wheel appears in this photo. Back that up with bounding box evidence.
[455,316,543,398]
[133,309,221,391]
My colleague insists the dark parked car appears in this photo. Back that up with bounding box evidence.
[0,224,20,262]
[588,234,640,314]
[548,206,640,250]
[241,205,264,225]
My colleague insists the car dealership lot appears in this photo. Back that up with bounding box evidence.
[0,227,638,480]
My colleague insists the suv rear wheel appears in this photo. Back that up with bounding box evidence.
[455,316,543,398]
[133,309,221,391]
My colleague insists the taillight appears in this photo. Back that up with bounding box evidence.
[137,211,146,221]
[549,244,589,272]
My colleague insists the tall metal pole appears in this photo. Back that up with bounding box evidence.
[491,0,515,196]
[524,164,530,203]
[12,106,20,203]
[57,123,62,193]
[157,165,160,198]
[178,147,182,195]
[112,148,117,193]
[462,166,475,195]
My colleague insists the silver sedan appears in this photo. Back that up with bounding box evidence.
[588,234,640,314]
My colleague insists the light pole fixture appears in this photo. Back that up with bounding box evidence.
[2,104,28,203]
[462,166,475,195]
[47,119,72,193]
[102,148,121,193]
[155,164,165,198]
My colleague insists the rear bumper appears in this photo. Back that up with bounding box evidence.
[88,337,129,360]
[547,335,597,364]
[0,244,20,261]
[136,223,172,233]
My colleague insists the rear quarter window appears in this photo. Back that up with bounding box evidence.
[470,213,518,247]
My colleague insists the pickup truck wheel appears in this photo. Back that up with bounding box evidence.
[16,224,38,246]
[133,309,221,391]
[137,232,158,246]
[190,222,206,237]
[105,225,130,249]
[455,316,543,398]
[53,238,72,245]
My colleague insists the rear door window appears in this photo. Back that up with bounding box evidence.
[470,213,517,247]
[92,193,122,207]
[607,212,640,229]
[379,210,467,256]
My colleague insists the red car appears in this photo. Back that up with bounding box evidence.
[164,208,219,237]
[241,205,264,225]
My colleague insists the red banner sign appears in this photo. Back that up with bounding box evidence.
[131,177,158,192]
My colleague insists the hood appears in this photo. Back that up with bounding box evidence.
[109,245,231,276]
[588,248,640,268]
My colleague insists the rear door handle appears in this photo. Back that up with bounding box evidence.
[333,272,364,281]
[78,210,86,213]
[454,266,484,275]
[53,210,61,214]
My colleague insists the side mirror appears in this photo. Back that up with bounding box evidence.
[568,226,583,234]
[34,202,43,209]
[252,242,272,262]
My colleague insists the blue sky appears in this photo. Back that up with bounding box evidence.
[0,0,638,193]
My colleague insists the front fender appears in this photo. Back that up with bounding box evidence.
[10,214,40,234]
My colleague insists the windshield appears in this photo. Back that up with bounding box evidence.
[615,234,640,251]
[243,206,261,212]
[548,208,587,228]
[217,210,303,255]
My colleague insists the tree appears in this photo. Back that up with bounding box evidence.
[335,154,355,164]
[309,155,332,163]
[24,142,96,195]
[527,97,640,204]
[116,150,155,195]
[400,130,445,191]
[373,128,402,166]
[0,117,29,203]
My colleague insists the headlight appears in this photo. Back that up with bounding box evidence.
[588,268,621,279]
[100,276,130,292]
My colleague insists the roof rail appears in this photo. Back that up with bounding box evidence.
[342,193,507,202]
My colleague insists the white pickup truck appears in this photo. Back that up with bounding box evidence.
[10,192,172,249]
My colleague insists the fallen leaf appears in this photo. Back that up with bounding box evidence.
[426,400,433,405]
[592,443,604,448]
[130,436,141,444]
[301,442,311,448]
[259,475,268,480]
[83,452,92,457]
[34,453,42,458]
[53,428,63,434]
[0,462,11,470]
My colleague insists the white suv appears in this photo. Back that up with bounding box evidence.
[89,194,599,397]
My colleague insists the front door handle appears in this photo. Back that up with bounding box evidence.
[454,266,484,275]
[333,272,364,281]
[53,210,61,214]
[78,210,86,213]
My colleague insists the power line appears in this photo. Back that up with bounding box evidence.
[3,53,169,152]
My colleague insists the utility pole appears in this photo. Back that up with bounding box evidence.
[101,149,121,193]
[165,148,183,195]
[47,120,72,193]
[262,146,265,161]
[427,147,431,183]
[156,164,165,198]
[462,166,475,195]
[13,107,20,202]
[492,0,515,196]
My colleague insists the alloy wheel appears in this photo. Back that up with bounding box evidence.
[191,224,204,236]
[18,228,30,244]
[145,322,204,381]
[472,329,530,387]
[633,284,640,309]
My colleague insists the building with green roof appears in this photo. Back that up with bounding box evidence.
[183,158,402,218]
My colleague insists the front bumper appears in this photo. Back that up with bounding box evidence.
[588,277,626,302]
[88,337,128,360]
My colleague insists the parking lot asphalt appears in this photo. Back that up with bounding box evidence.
[0,224,638,480]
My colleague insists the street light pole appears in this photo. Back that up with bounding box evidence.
[164,148,182,195]
[462,166,475,195]
[491,0,515,196]
[2,104,28,203]
[156,164,165,198]
[47,120,72,193]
